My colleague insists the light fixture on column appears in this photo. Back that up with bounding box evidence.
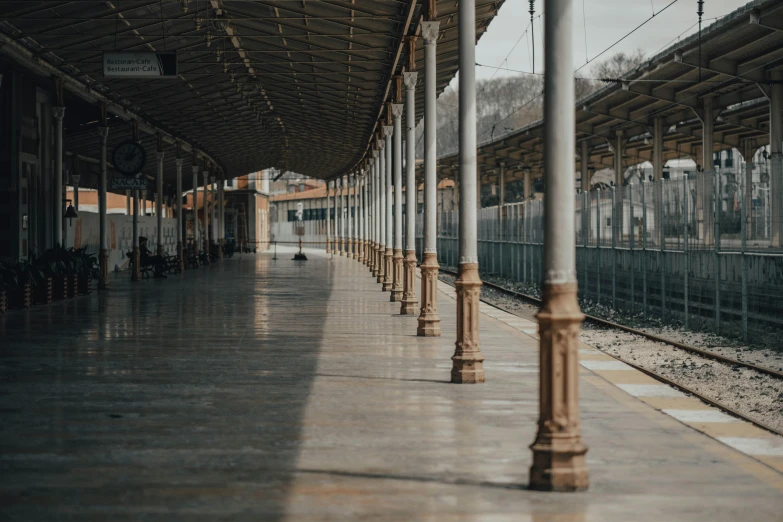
[64,199,78,224]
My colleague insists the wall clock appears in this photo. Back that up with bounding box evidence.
[111,140,147,176]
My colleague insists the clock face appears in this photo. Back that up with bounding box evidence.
[112,140,146,176]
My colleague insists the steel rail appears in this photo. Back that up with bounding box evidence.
[437,268,783,380]
[436,269,783,440]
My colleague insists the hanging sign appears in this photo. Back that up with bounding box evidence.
[103,52,177,78]
[111,177,148,191]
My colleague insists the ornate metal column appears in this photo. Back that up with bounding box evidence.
[359,173,365,262]
[378,138,387,284]
[53,106,65,247]
[452,0,484,384]
[342,174,348,255]
[345,174,353,259]
[326,180,332,254]
[371,151,380,275]
[417,20,441,336]
[336,177,343,255]
[203,166,211,263]
[383,122,394,292]
[192,160,200,260]
[218,174,225,258]
[529,0,589,492]
[401,67,419,315]
[98,124,110,288]
[391,100,405,301]
[156,145,165,256]
[176,157,184,271]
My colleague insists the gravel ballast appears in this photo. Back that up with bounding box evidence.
[439,273,783,434]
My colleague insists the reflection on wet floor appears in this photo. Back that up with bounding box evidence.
[1,248,781,521]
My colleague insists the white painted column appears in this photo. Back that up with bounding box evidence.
[393,106,404,254]
[379,139,387,255]
[53,107,65,247]
[404,72,418,255]
[347,173,353,257]
[157,151,165,255]
[98,125,110,287]
[383,124,394,291]
[529,0,589,492]
[417,20,441,336]
[452,0,484,384]
[326,180,332,253]
[176,158,184,267]
[192,165,200,254]
[701,96,715,245]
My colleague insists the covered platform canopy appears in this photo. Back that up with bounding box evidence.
[0,0,502,191]
[428,0,783,185]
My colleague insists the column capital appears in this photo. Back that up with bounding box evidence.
[52,106,66,120]
[157,151,165,161]
[421,21,440,44]
[175,158,184,168]
[391,104,404,119]
[209,176,216,184]
[403,72,418,90]
[97,126,109,139]
[192,165,200,174]
[372,149,380,158]
[383,125,393,138]
[378,139,386,150]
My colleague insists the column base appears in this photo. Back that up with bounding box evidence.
[131,247,141,282]
[400,249,419,315]
[417,252,441,337]
[99,248,110,289]
[326,237,332,254]
[452,263,484,384]
[339,239,344,256]
[382,249,393,291]
[217,240,224,260]
[347,239,353,259]
[358,241,365,263]
[376,245,384,283]
[529,282,589,492]
[390,248,404,302]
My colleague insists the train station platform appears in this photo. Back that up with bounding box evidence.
[1,247,782,521]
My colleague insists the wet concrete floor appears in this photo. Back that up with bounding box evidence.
[1,247,781,520]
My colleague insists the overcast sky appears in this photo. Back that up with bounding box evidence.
[466,0,748,84]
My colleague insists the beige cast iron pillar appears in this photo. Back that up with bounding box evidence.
[383,124,394,292]
[391,103,405,301]
[53,106,65,247]
[352,172,359,260]
[175,157,185,271]
[401,70,419,315]
[192,162,200,259]
[529,0,589,492]
[417,20,441,336]
[326,180,332,254]
[452,0,484,383]
[378,139,387,284]
[367,164,374,269]
[156,149,165,256]
[98,125,110,289]
[769,70,782,247]
[357,174,364,262]
[218,175,225,258]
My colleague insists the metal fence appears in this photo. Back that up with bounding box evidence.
[415,171,783,342]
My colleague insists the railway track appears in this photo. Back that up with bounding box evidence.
[438,268,783,438]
